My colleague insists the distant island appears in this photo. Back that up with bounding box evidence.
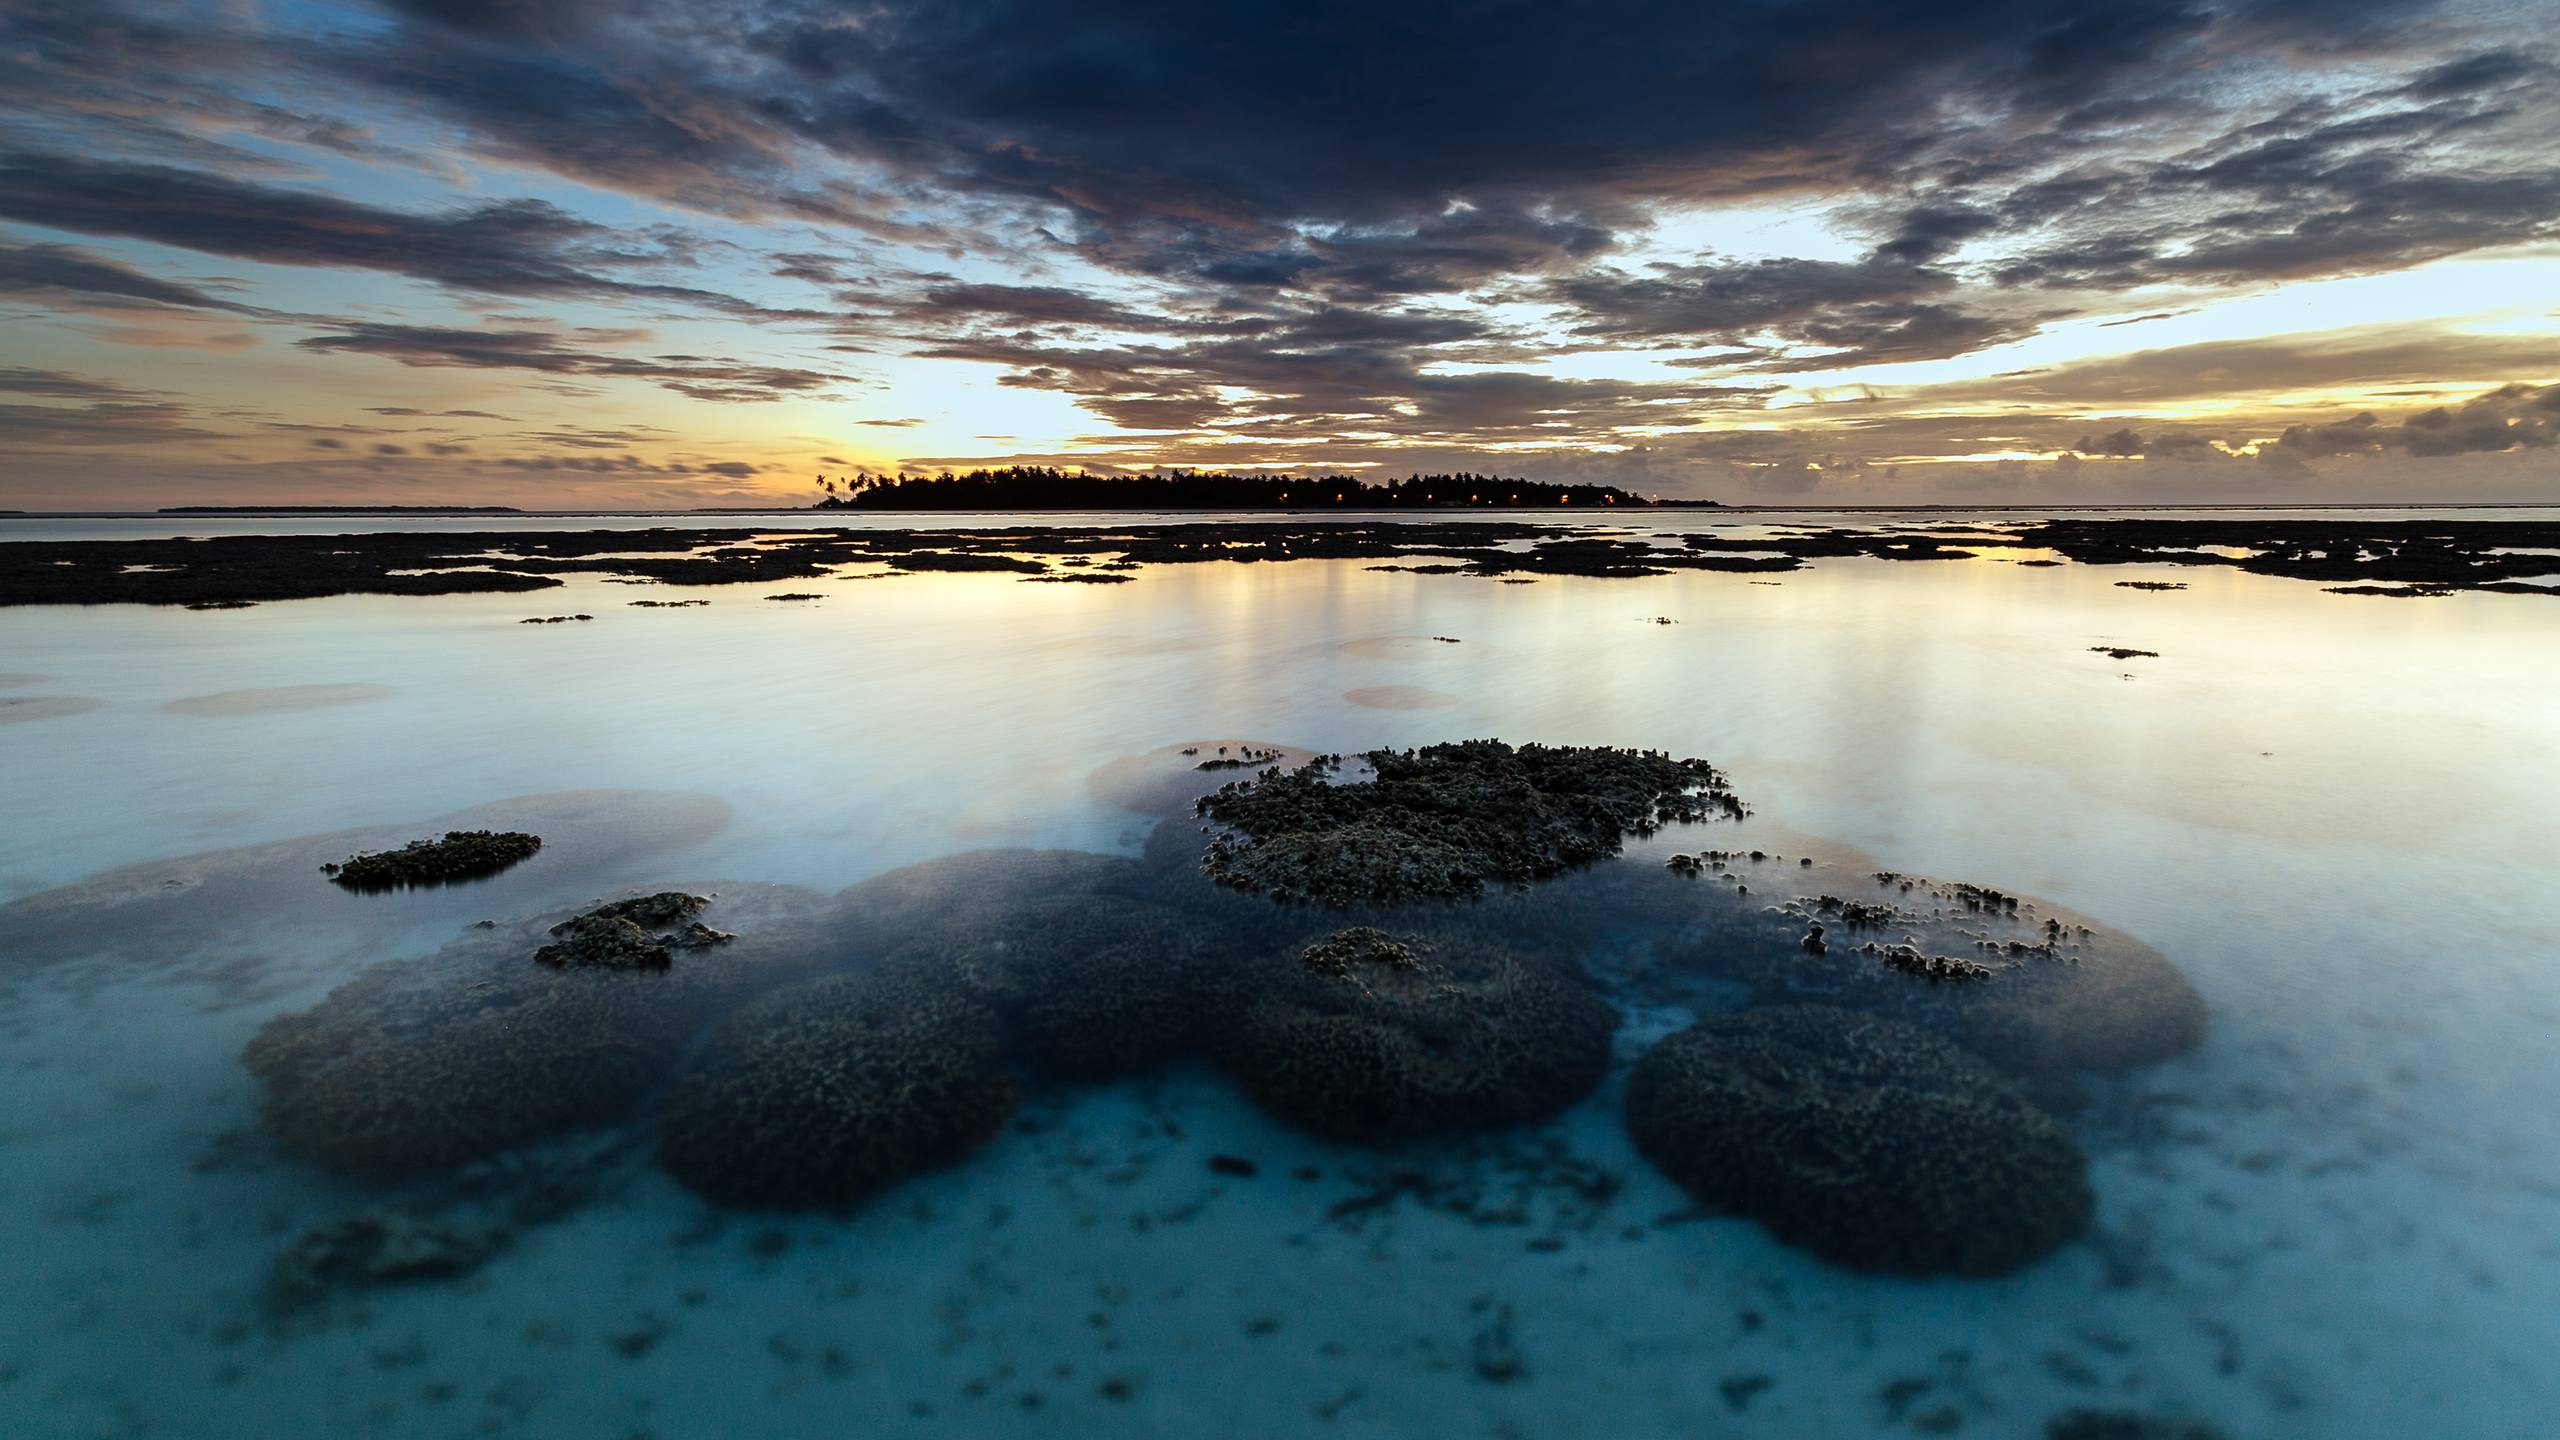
[808,466,1700,511]
[159,505,525,515]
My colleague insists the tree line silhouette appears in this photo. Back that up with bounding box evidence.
[808,467,1677,510]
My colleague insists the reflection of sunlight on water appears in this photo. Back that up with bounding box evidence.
[3,545,2555,901]
[1942,543,2063,563]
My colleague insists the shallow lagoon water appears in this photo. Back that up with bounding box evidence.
[2,518,2558,1438]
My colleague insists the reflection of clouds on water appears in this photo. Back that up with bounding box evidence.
[1344,685,1459,710]
[1085,740,1318,817]
[167,683,394,716]
[0,695,103,723]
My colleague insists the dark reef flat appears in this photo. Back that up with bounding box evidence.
[158,505,525,514]
[3,517,2553,606]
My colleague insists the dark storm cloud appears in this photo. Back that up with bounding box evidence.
[1546,256,2046,367]
[2276,382,2560,457]
[1872,207,2005,266]
[0,380,248,468]
[0,151,764,310]
[0,366,144,400]
[1919,327,2560,409]
[5,0,2554,503]
[1982,52,2560,292]
[0,240,263,314]
[2070,426,2223,457]
[916,319,1773,445]
[2395,48,2542,100]
[2,369,233,454]
[27,0,2446,318]
[1300,206,1621,300]
[755,1,2219,224]
[18,3,2545,329]
[295,322,843,402]
[895,283,1172,333]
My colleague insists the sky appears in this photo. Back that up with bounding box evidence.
[0,0,2555,510]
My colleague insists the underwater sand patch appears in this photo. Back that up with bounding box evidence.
[0,672,47,688]
[1343,685,1460,710]
[0,695,103,723]
[167,682,394,716]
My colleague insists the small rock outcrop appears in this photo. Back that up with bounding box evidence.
[533,892,732,970]
[1194,740,1744,905]
[321,830,541,890]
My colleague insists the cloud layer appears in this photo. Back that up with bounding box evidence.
[0,0,2553,504]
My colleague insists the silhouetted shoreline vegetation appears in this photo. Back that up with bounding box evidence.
[808,467,1688,510]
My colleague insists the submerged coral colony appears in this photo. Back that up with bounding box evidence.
[247,738,2208,1322]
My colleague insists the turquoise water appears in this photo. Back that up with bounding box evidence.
[2,520,2556,1437]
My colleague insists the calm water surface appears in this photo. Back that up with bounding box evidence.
[2,517,2555,1438]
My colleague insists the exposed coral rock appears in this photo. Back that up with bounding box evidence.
[1194,740,1744,905]
[534,914,669,970]
[657,973,1018,1209]
[1298,927,1423,981]
[321,829,541,890]
[532,892,732,970]
[1214,936,1617,1142]
[1625,1005,2092,1275]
